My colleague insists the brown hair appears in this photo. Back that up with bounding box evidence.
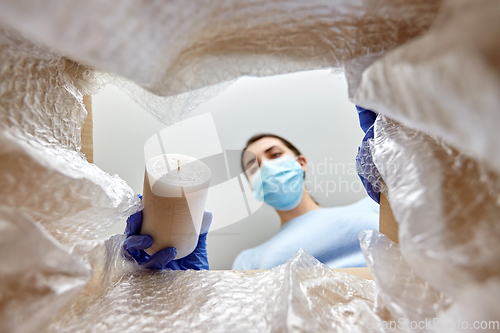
[240,133,302,173]
[241,133,318,205]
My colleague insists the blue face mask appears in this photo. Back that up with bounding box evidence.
[251,155,304,211]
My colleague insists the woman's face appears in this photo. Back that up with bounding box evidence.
[242,137,305,182]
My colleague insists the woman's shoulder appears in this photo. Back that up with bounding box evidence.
[322,197,379,216]
[232,227,295,269]
[302,198,379,229]
[231,241,270,270]
[232,247,256,270]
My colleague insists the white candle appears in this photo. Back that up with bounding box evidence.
[141,154,211,259]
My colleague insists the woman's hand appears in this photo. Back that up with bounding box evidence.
[123,194,212,270]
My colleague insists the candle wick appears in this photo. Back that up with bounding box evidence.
[178,160,180,170]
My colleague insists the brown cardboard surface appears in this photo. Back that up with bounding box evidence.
[81,95,93,163]
[379,192,399,243]
[333,267,373,280]
[241,267,373,280]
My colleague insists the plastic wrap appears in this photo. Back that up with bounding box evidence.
[356,135,387,199]
[0,28,142,243]
[0,0,440,98]
[351,0,500,312]
[350,0,500,329]
[353,0,500,175]
[2,0,500,332]
[360,230,451,326]
[100,73,235,125]
[372,115,500,297]
[45,239,378,333]
[352,113,500,331]
[0,206,90,333]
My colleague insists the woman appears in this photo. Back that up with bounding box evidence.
[232,134,379,270]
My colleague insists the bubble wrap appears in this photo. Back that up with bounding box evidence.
[372,115,500,297]
[2,0,500,332]
[351,0,500,329]
[352,0,500,174]
[0,206,90,333]
[356,136,387,198]
[0,0,440,98]
[360,230,451,326]
[44,236,378,333]
[101,73,235,125]
[0,28,142,243]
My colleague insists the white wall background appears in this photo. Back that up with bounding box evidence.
[94,69,368,269]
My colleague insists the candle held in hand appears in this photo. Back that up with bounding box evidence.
[141,154,211,259]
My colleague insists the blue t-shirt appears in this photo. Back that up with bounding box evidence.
[232,197,379,270]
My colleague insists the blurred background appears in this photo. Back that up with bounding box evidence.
[95,69,368,269]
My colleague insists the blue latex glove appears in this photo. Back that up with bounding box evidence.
[123,194,212,270]
[355,106,381,204]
